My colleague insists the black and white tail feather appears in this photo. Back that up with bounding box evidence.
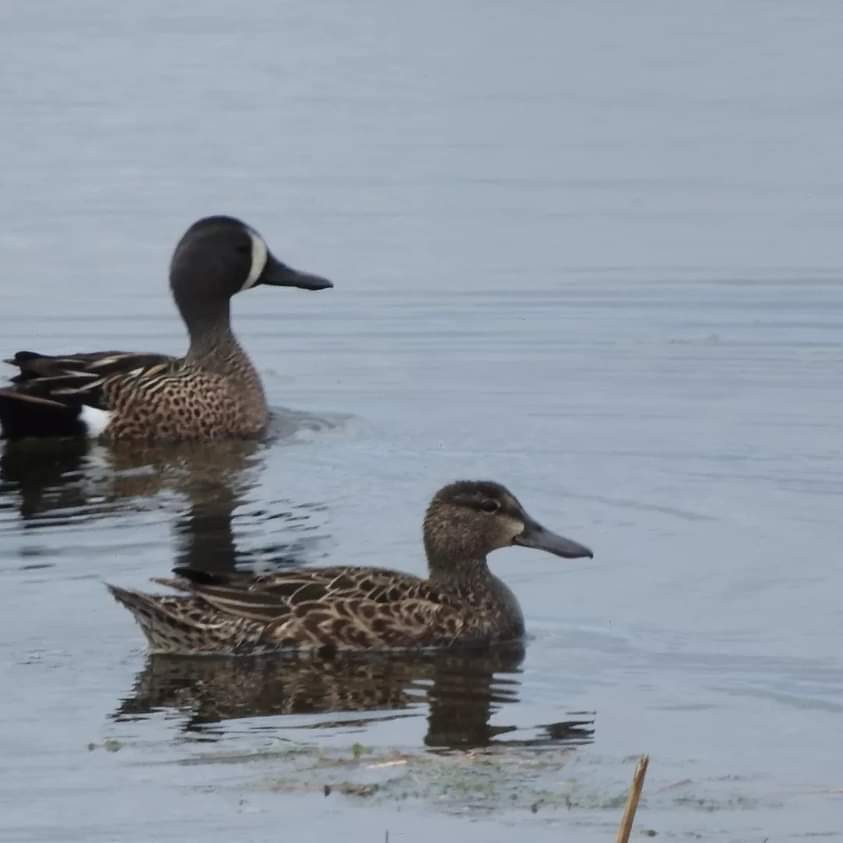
[0,350,174,439]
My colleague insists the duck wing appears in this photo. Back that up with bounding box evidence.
[155,566,468,649]
[162,565,454,617]
[0,350,176,438]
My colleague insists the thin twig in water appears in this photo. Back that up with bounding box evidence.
[616,754,650,843]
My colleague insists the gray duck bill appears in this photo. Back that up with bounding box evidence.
[513,514,593,559]
[260,254,333,290]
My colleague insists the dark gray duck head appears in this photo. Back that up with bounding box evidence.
[423,480,593,576]
[169,215,332,334]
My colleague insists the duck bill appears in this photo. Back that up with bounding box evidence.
[513,514,593,559]
[260,254,333,291]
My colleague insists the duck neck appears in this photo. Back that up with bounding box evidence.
[182,301,248,374]
[430,553,523,637]
[428,555,493,591]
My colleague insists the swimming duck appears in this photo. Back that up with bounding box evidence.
[108,480,593,655]
[0,216,332,441]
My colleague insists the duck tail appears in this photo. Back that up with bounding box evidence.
[107,584,206,655]
[0,390,84,439]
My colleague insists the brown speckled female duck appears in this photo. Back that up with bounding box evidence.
[0,216,332,441]
[108,481,593,655]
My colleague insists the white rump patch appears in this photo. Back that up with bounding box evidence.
[241,230,268,291]
[79,405,112,438]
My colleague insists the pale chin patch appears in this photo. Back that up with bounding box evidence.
[241,231,268,291]
[80,405,112,438]
[502,515,527,545]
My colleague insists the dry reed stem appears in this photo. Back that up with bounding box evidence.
[615,754,650,843]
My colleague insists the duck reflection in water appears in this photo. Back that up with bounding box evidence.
[0,431,330,571]
[114,645,594,751]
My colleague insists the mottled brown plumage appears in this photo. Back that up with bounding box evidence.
[0,216,332,441]
[108,481,593,655]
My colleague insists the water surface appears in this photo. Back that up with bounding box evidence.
[2,2,843,841]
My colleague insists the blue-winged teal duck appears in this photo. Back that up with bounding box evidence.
[0,216,332,441]
[108,481,593,655]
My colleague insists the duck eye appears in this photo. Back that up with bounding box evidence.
[481,499,501,513]
[236,244,251,255]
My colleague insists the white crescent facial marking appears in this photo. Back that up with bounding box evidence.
[80,405,112,438]
[242,230,268,291]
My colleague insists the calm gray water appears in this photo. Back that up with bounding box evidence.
[2,2,843,840]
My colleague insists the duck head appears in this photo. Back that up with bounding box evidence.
[423,480,593,576]
[169,215,332,331]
